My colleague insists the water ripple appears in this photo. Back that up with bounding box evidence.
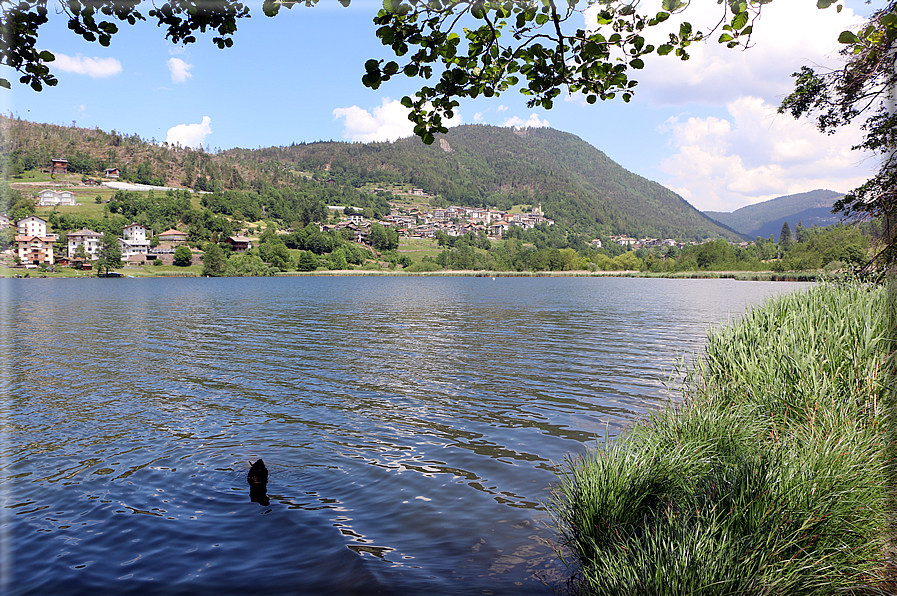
[2,276,807,595]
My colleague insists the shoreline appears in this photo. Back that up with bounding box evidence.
[2,268,820,282]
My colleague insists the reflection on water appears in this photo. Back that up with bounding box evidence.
[1,276,807,595]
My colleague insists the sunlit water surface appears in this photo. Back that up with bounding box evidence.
[0,276,808,595]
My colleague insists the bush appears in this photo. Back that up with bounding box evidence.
[173,245,193,267]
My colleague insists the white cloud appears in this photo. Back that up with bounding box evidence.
[52,53,121,78]
[166,116,212,148]
[658,97,874,212]
[167,58,193,83]
[501,113,550,129]
[333,98,462,142]
[497,105,508,112]
[474,111,486,123]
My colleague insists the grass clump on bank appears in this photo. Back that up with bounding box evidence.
[551,282,890,594]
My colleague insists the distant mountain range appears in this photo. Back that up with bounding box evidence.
[703,190,847,239]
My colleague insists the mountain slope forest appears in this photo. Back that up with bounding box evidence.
[704,189,845,238]
[0,116,741,242]
[227,125,743,241]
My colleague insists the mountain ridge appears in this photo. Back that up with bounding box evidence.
[2,117,742,241]
[704,189,846,238]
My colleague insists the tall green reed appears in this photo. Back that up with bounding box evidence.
[551,282,890,595]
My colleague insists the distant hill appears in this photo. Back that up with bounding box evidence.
[223,125,744,241]
[704,190,846,239]
[2,117,741,241]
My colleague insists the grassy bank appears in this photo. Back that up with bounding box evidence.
[551,282,891,594]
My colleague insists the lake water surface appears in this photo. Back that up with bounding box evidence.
[1,276,809,595]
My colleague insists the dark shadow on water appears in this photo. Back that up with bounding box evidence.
[250,484,270,506]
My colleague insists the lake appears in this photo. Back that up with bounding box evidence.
[1,276,809,595]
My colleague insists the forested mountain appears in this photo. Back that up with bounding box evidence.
[704,190,846,239]
[224,126,742,241]
[2,116,740,240]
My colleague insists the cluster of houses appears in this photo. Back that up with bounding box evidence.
[609,235,757,251]
[3,214,192,268]
[343,203,556,240]
[3,212,257,268]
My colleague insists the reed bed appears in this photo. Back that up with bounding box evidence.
[550,282,891,595]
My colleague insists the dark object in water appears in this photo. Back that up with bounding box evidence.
[250,484,270,507]
[248,459,270,506]
[247,459,268,486]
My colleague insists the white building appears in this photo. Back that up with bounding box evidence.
[67,229,104,260]
[17,216,49,237]
[119,224,150,258]
[37,189,77,207]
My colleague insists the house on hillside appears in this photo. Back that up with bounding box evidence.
[16,235,55,266]
[104,168,120,178]
[158,229,187,243]
[38,189,77,207]
[17,216,50,238]
[50,158,68,175]
[67,229,104,260]
[119,224,150,258]
[224,236,252,252]
[490,221,511,238]
[0,214,10,229]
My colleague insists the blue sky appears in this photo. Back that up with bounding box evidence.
[1,0,884,212]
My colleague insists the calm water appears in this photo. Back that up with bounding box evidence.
[1,276,808,595]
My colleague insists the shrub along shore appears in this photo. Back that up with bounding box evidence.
[550,282,892,594]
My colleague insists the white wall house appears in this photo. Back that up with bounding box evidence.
[17,216,48,237]
[119,224,150,258]
[37,189,77,207]
[122,223,148,243]
[67,229,104,260]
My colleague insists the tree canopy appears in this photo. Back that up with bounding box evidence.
[779,1,897,264]
[2,1,816,139]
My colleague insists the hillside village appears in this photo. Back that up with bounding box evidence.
[6,179,751,270]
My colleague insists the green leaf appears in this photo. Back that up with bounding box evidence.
[817,0,836,7]
[0,79,10,90]
[38,50,55,62]
[838,30,859,44]
[630,58,644,69]
[718,33,734,43]
[657,44,674,56]
[471,0,486,19]
[262,0,280,17]
[731,11,748,31]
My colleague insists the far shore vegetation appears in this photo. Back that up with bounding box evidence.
[0,179,871,279]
